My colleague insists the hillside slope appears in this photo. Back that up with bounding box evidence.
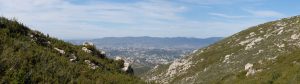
[0,17,144,83]
[143,16,300,84]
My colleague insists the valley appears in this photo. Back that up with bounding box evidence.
[69,37,222,75]
[0,0,299,83]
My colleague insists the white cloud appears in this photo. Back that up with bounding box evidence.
[0,0,188,39]
[178,0,265,5]
[209,13,247,19]
[209,9,285,19]
[1,0,186,24]
[245,9,285,18]
[0,0,285,39]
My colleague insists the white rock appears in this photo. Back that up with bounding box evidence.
[223,54,231,63]
[122,62,130,71]
[47,41,51,44]
[200,58,204,62]
[114,57,133,72]
[166,57,192,77]
[54,47,65,54]
[83,42,94,46]
[246,68,256,76]
[245,37,263,50]
[100,51,106,55]
[70,54,77,62]
[192,49,198,53]
[115,56,122,61]
[245,63,253,70]
[276,44,285,48]
[277,30,284,35]
[247,32,256,38]
[291,34,300,40]
[260,31,264,33]
[239,39,252,45]
[197,50,204,55]
[82,47,92,53]
[267,56,278,60]
[203,68,208,72]
[30,34,34,38]
[245,63,256,76]
[257,69,263,72]
[84,60,91,63]
[85,60,98,69]
[293,61,300,65]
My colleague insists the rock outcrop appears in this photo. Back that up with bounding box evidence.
[115,56,134,74]
[81,42,106,58]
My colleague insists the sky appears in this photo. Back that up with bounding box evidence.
[0,0,299,39]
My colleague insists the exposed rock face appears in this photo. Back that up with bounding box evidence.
[166,58,192,77]
[143,15,300,84]
[115,56,134,74]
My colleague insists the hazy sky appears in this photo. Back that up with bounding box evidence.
[0,0,299,39]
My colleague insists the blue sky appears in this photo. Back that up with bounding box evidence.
[0,0,299,39]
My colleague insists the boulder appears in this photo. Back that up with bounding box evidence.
[54,47,65,54]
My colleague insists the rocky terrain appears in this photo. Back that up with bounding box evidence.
[143,15,300,84]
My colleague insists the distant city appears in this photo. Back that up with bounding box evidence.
[69,36,222,75]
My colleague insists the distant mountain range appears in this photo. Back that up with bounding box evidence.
[69,36,223,49]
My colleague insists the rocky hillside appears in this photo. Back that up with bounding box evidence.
[0,17,144,83]
[143,15,300,84]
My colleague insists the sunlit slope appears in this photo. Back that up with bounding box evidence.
[144,16,300,84]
